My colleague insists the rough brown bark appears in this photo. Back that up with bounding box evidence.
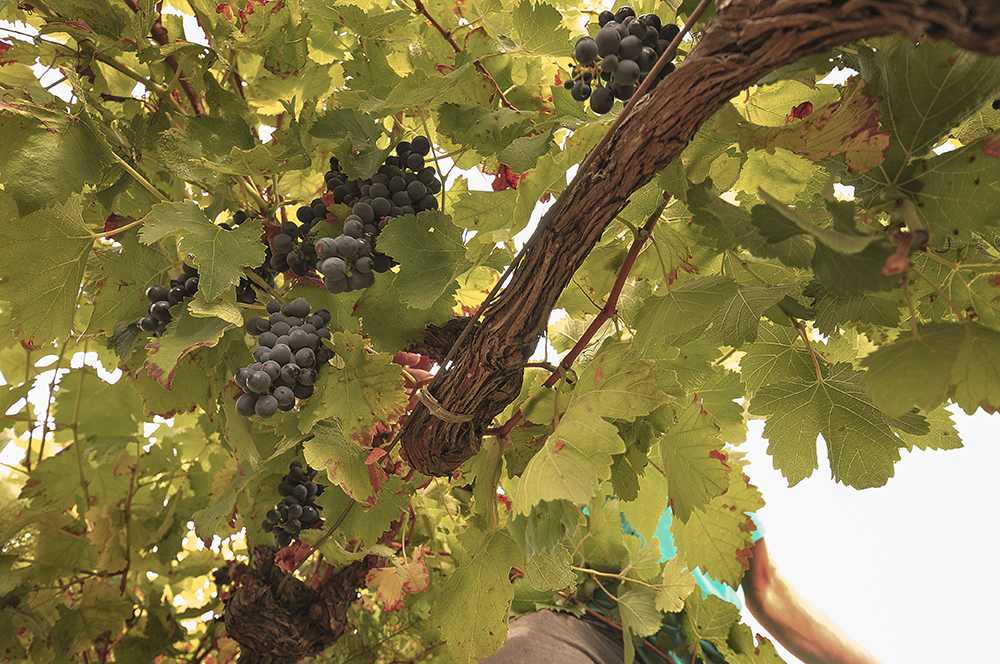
[225,547,372,663]
[400,0,1000,476]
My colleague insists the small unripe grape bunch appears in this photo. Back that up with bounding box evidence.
[137,262,200,336]
[261,460,325,548]
[564,5,680,114]
[234,297,335,419]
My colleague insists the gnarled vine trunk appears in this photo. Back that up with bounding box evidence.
[400,0,1000,476]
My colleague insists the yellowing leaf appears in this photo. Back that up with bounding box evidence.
[366,549,430,611]
[737,79,890,173]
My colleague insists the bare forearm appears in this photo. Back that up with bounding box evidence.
[742,540,882,664]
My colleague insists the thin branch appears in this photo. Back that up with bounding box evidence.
[123,0,205,115]
[497,196,669,436]
[407,0,518,110]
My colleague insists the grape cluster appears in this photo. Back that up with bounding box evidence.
[314,136,442,294]
[137,263,200,335]
[565,6,679,114]
[270,210,323,277]
[262,460,324,548]
[235,298,334,419]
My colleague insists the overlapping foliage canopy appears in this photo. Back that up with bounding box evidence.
[1,0,999,662]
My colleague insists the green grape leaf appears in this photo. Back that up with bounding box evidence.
[522,546,576,592]
[619,463,671,542]
[498,132,553,173]
[726,622,786,663]
[192,460,257,539]
[511,0,571,56]
[705,283,800,347]
[437,103,536,154]
[966,272,1000,331]
[756,190,879,254]
[895,407,962,452]
[812,240,898,296]
[508,499,582,558]
[353,270,458,352]
[806,281,902,336]
[697,371,749,446]
[633,275,740,352]
[304,418,378,506]
[86,228,171,337]
[139,201,265,301]
[297,331,407,439]
[740,325,816,393]
[733,149,817,202]
[656,558,698,613]
[514,346,664,513]
[0,114,111,215]
[736,79,890,173]
[858,37,1000,176]
[895,134,1000,241]
[375,211,471,309]
[619,585,663,664]
[748,364,904,488]
[431,525,523,663]
[950,323,1000,414]
[680,591,743,657]
[862,322,965,417]
[52,368,142,439]
[657,401,729,523]
[141,307,233,389]
[0,195,92,347]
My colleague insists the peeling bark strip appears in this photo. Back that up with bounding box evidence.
[400,0,1000,476]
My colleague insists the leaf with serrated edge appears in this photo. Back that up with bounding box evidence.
[375,211,470,310]
[706,284,800,346]
[619,585,662,664]
[656,558,697,613]
[139,201,264,300]
[522,546,576,592]
[141,307,233,389]
[0,194,92,347]
[430,525,522,663]
[304,419,376,506]
[950,323,1000,414]
[511,0,571,56]
[297,331,407,438]
[862,323,964,417]
[514,345,664,514]
[680,587,742,655]
[633,275,739,352]
[658,400,729,522]
[748,364,903,488]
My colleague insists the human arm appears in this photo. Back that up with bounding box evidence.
[741,538,883,664]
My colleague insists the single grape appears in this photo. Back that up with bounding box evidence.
[619,35,642,61]
[353,202,375,224]
[659,24,680,42]
[149,300,172,322]
[261,360,281,381]
[273,385,295,407]
[590,86,615,114]
[278,480,296,496]
[246,371,271,394]
[598,10,614,26]
[295,347,315,367]
[235,392,258,417]
[410,135,431,155]
[280,364,301,384]
[269,343,292,365]
[266,508,281,523]
[273,233,294,253]
[616,59,640,86]
[343,219,364,238]
[335,235,359,257]
[601,54,618,73]
[286,504,303,519]
[300,505,319,525]
[614,6,635,23]
[574,36,598,65]
[146,284,169,302]
[596,27,621,56]
[138,316,159,332]
[637,46,657,74]
[571,80,592,101]
[283,298,311,319]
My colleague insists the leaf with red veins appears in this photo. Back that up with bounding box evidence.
[366,548,430,611]
[0,40,14,66]
[737,78,890,173]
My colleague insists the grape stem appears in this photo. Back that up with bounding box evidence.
[496,195,669,436]
[406,0,520,111]
[108,151,169,202]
